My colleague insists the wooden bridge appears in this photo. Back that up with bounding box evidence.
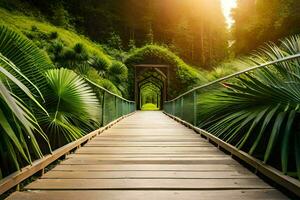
[7,111,289,200]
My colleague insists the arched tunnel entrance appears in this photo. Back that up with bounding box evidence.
[134,64,169,110]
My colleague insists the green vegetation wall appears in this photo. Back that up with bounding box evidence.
[125,45,206,99]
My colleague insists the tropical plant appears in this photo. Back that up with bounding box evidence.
[39,68,101,148]
[198,35,300,179]
[0,54,50,178]
[0,25,102,178]
[0,25,54,93]
[88,55,109,76]
[107,61,128,94]
[0,25,54,178]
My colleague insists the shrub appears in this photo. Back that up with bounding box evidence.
[49,31,58,39]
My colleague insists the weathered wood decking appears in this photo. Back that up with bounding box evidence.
[8,111,288,199]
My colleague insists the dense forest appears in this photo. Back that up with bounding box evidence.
[1,0,300,68]
[232,0,300,54]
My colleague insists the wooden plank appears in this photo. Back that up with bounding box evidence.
[90,138,203,142]
[66,154,227,158]
[53,164,246,171]
[112,126,188,129]
[101,133,197,136]
[85,142,212,147]
[61,157,236,165]
[7,190,289,200]
[42,171,256,179]
[86,141,207,144]
[103,129,196,134]
[94,136,202,139]
[25,178,272,190]
[75,146,219,154]
[70,152,227,155]
[96,135,201,138]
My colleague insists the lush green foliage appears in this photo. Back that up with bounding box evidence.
[140,83,161,110]
[1,0,228,68]
[0,24,54,93]
[198,36,300,179]
[0,56,49,178]
[232,0,300,55]
[141,103,159,111]
[40,68,100,148]
[204,60,248,82]
[0,8,128,96]
[85,67,122,96]
[0,25,105,178]
[0,26,52,177]
[126,45,207,98]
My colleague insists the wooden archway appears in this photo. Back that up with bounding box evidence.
[134,64,170,110]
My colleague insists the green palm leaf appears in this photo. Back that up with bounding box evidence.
[198,35,300,179]
[40,68,101,148]
[0,55,50,177]
[0,25,54,96]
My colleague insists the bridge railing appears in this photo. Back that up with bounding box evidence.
[0,78,135,195]
[86,79,136,125]
[164,53,300,196]
[164,53,300,125]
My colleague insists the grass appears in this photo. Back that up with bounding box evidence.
[141,103,159,111]
[0,8,111,65]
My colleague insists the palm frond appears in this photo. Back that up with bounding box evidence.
[0,25,54,96]
[0,55,50,177]
[40,68,101,148]
[198,35,300,179]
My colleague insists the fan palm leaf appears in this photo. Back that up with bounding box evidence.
[39,68,101,148]
[0,25,54,96]
[198,35,300,179]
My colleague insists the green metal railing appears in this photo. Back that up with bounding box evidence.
[86,79,136,125]
[164,53,300,126]
[163,53,300,196]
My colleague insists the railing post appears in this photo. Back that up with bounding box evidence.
[102,91,106,126]
[181,97,184,119]
[172,101,175,115]
[127,102,129,114]
[193,91,197,126]
[122,100,125,115]
[115,96,118,119]
[123,101,125,115]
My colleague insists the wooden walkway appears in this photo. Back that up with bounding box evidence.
[8,111,288,199]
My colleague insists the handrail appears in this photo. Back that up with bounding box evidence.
[84,78,135,103]
[85,77,136,125]
[163,53,300,197]
[166,53,300,102]
[0,112,135,195]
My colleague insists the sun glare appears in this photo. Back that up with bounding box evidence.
[221,0,237,29]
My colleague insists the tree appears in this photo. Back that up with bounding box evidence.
[232,0,300,55]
